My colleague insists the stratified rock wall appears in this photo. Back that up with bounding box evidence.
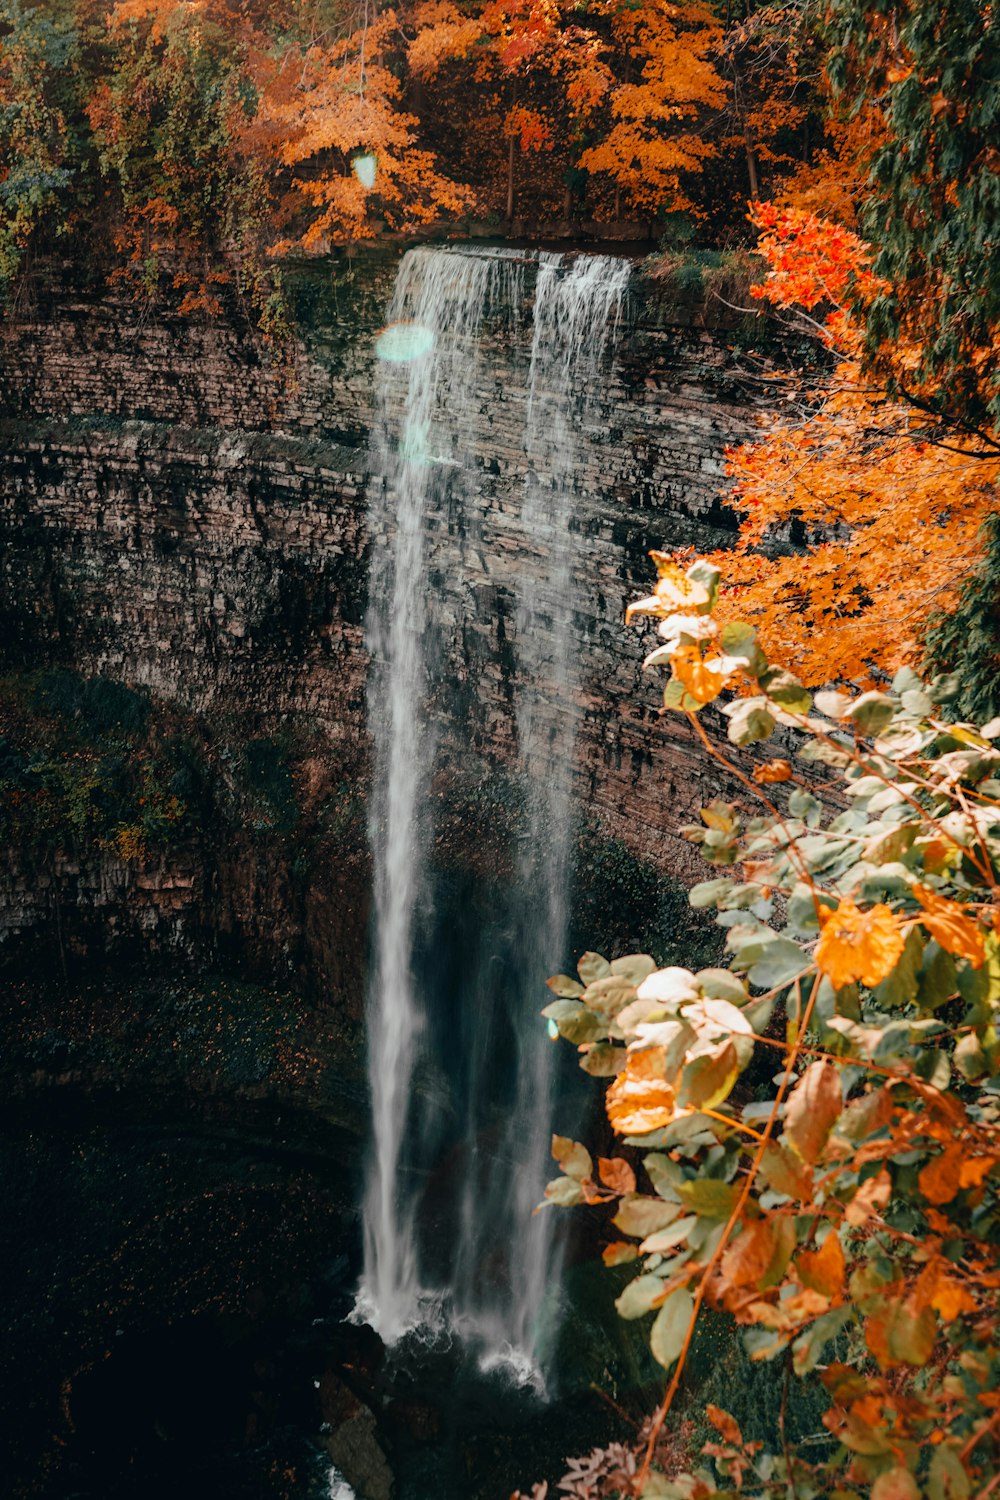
[0,249,770,977]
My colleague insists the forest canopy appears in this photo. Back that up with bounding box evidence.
[0,0,997,731]
[2,0,998,799]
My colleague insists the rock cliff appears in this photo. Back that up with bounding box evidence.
[0,246,777,990]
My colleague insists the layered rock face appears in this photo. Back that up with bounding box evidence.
[0,248,769,986]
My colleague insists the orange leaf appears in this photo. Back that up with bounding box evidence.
[845,1168,892,1227]
[719,1219,777,1293]
[815,899,906,989]
[931,1277,977,1321]
[669,645,732,706]
[797,1229,845,1300]
[784,1060,842,1164]
[754,759,793,784]
[913,884,986,969]
[706,1406,743,1445]
[606,1048,676,1137]
[919,1144,963,1206]
[959,1154,999,1189]
[598,1157,637,1195]
[602,1241,639,1267]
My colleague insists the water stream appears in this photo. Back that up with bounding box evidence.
[359,244,630,1373]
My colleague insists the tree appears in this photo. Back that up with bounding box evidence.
[86,0,279,318]
[708,203,1000,690]
[250,5,473,251]
[0,0,79,295]
[576,0,726,221]
[826,0,1000,435]
[538,551,1000,1498]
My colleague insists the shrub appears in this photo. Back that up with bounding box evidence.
[540,554,1000,1498]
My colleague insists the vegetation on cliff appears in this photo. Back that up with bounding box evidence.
[2,0,997,708]
[536,553,1000,1498]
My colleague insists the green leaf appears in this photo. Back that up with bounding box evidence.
[746,937,808,990]
[554,1004,608,1044]
[892,666,925,696]
[544,1176,584,1207]
[917,940,959,1013]
[726,698,776,746]
[676,1178,740,1219]
[743,997,775,1032]
[610,953,657,984]
[763,668,811,713]
[720,620,756,652]
[759,1142,812,1200]
[887,1301,935,1366]
[547,973,585,999]
[792,1306,853,1375]
[615,1273,665,1320]
[815,689,852,720]
[578,951,611,984]
[927,1446,971,1500]
[875,926,925,1009]
[614,1195,682,1239]
[649,1286,695,1370]
[644,1153,685,1200]
[788,787,822,825]
[871,1468,921,1500]
[678,1042,739,1110]
[552,1135,592,1180]
[665,681,704,714]
[846,691,896,735]
[954,1031,989,1081]
[580,1043,626,1076]
[640,1216,697,1253]
[584,974,638,1016]
[689,878,735,909]
[696,968,749,1004]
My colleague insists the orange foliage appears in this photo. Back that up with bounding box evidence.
[713,205,1000,687]
[577,0,726,214]
[249,10,472,250]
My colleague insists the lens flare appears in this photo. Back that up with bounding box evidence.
[352,153,377,189]
[374,321,435,363]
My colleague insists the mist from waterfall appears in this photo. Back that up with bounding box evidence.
[359,244,629,1373]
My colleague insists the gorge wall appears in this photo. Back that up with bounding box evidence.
[0,245,776,1002]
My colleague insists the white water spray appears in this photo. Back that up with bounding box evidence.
[359,244,629,1368]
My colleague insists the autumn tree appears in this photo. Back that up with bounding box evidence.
[0,0,80,295]
[715,2,814,203]
[537,552,1000,1498]
[575,0,726,221]
[826,0,1000,436]
[249,3,473,253]
[85,0,281,319]
[707,203,1000,694]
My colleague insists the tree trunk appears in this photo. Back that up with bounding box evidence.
[745,131,760,200]
[506,135,516,223]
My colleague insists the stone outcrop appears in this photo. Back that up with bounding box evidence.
[0,247,778,977]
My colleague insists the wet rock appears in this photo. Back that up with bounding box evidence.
[321,1373,394,1500]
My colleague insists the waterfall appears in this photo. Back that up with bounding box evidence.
[359,244,629,1371]
[360,246,526,1345]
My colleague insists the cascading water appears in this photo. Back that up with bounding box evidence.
[359,244,629,1373]
[360,245,527,1344]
